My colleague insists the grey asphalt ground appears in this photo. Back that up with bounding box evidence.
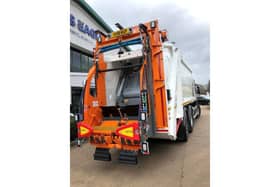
[71,106,210,187]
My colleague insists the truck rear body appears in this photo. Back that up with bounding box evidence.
[76,20,198,163]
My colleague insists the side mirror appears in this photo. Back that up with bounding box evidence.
[167,89,172,101]
[195,85,200,95]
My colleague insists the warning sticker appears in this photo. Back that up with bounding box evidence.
[118,127,134,138]
[116,123,140,141]
[80,126,90,136]
[77,122,93,138]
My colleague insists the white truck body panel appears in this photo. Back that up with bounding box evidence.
[103,42,195,140]
[160,42,196,140]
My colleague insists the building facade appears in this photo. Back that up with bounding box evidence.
[70,0,113,113]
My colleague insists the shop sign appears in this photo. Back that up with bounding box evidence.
[70,14,96,39]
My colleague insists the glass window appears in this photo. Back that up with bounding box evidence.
[71,87,82,113]
[70,49,93,72]
[70,50,73,71]
[89,57,93,70]
[80,54,89,73]
[71,50,81,72]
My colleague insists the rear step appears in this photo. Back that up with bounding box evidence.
[119,150,138,165]
[94,148,111,161]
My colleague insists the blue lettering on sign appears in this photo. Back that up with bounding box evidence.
[70,14,75,26]
[70,14,96,39]
[89,29,96,39]
[77,19,84,32]
[84,24,89,34]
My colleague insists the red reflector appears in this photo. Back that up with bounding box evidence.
[116,123,140,141]
[77,122,93,138]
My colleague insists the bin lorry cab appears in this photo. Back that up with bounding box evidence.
[76,20,201,164]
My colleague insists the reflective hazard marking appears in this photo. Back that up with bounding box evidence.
[116,123,140,141]
[77,122,93,138]
[118,127,134,138]
[80,126,90,136]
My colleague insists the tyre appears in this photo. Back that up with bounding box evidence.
[195,104,201,119]
[177,107,189,142]
[187,105,194,133]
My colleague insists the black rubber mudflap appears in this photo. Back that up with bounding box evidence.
[94,148,111,161]
[119,150,138,165]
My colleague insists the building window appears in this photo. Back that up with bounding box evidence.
[70,49,93,73]
[89,57,93,70]
[81,54,89,72]
[71,50,81,72]
[71,87,83,113]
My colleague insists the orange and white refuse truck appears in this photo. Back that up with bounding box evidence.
[76,20,201,164]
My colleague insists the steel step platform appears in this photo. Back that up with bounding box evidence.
[94,148,111,161]
[119,150,138,165]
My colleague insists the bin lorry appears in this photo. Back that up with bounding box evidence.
[76,20,201,164]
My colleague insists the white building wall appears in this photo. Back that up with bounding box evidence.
[71,72,87,87]
[70,0,107,53]
[70,0,108,88]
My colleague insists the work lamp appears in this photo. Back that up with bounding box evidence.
[96,33,102,43]
[150,21,156,29]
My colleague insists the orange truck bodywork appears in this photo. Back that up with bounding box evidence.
[78,20,169,152]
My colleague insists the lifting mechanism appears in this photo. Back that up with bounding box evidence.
[76,20,171,164]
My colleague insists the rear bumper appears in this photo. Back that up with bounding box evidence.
[89,120,141,151]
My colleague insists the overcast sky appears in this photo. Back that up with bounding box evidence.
[86,0,210,84]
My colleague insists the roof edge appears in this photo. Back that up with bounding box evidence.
[73,0,130,51]
[74,0,113,33]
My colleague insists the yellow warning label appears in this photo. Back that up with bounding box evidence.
[80,126,90,135]
[118,127,133,138]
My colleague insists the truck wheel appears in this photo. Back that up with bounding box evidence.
[188,106,194,133]
[195,105,201,119]
[177,107,189,142]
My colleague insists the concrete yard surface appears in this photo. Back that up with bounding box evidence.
[71,106,210,187]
